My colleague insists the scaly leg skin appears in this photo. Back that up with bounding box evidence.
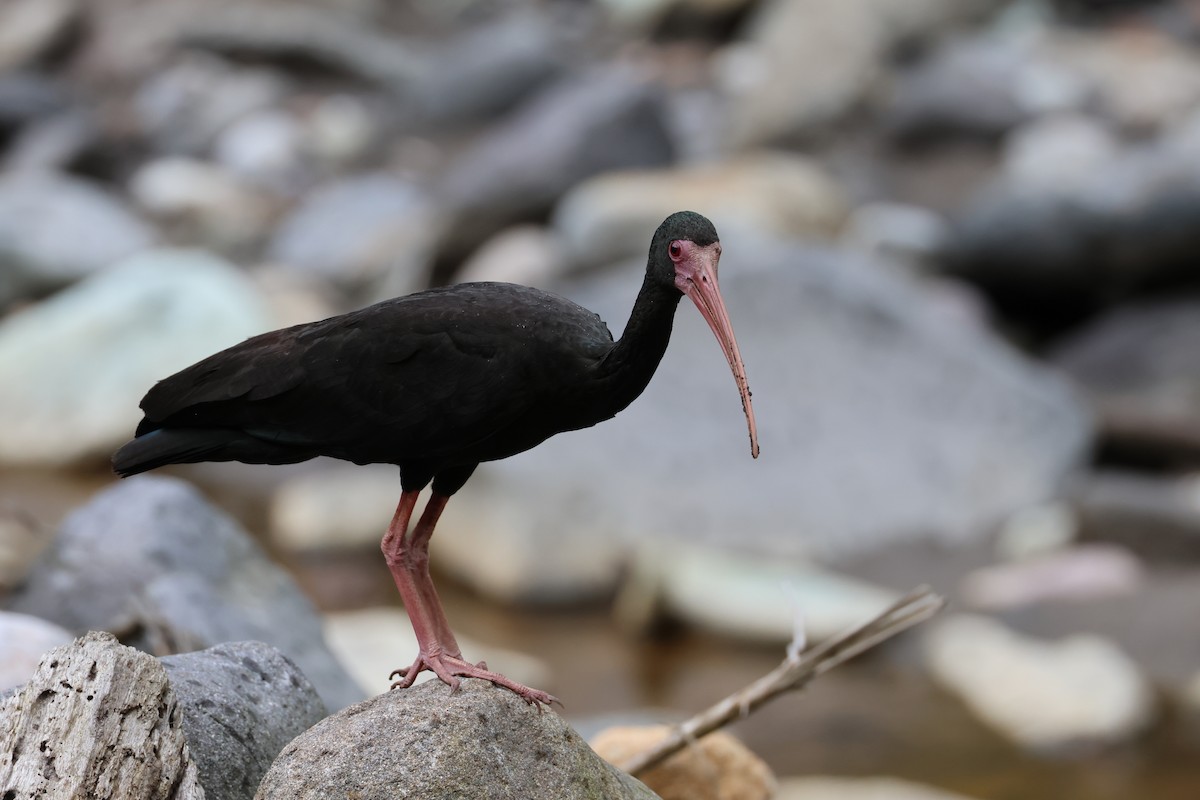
[381,491,558,707]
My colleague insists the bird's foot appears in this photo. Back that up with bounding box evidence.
[389,653,558,706]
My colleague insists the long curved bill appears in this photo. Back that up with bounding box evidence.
[679,248,760,459]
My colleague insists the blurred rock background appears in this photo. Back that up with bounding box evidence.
[1,0,1199,798]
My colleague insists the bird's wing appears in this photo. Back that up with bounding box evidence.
[135,284,614,461]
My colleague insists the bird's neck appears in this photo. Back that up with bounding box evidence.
[596,275,682,412]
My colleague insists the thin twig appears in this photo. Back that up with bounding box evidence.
[619,585,946,777]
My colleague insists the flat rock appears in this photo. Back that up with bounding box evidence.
[0,631,205,799]
[591,725,775,800]
[162,641,328,800]
[254,678,658,800]
[924,614,1156,752]
[322,606,550,696]
[432,233,1090,603]
[553,153,848,268]
[0,248,271,466]
[268,462,399,552]
[0,610,72,693]
[617,542,897,643]
[5,476,365,711]
[0,170,156,306]
[437,66,674,257]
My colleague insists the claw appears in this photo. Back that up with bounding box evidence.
[388,651,557,706]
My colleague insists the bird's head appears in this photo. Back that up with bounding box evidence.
[650,211,759,459]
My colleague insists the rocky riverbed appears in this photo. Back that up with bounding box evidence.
[2,1,1200,798]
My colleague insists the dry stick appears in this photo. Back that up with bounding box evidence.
[620,585,946,777]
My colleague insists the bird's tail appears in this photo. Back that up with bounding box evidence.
[112,428,315,477]
[112,429,228,477]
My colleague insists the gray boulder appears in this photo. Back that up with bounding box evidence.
[0,170,155,307]
[408,12,566,125]
[437,66,674,257]
[268,172,437,298]
[255,678,658,800]
[4,476,364,710]
[162,641,328,800]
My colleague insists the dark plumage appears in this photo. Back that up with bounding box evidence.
[114,210,758,704]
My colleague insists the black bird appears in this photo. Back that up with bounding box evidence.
[113,210,758,704]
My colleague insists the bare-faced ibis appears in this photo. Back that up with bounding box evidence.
[113,210,758,704]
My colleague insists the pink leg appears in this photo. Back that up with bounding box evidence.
[381,491,558,706]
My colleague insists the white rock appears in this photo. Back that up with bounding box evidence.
[994,501,1077,561]
[924,614,1156,751]
[620,541,897,643]
[1003,114,1120,191]
[130,157,274,247]
[270,461,630,605]
[777,775,980,800]
[133,55,289,155]
[554,153,847,267]
[269,463,399,552]
[0,611,73,693]
[432,469,631,605]
[322,607,550,695]
[457,225,565,287]
[0,249,271,466]
[214,107,305,185]
[302,93,376,165]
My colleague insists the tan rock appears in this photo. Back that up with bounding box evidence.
[592,724,776,800]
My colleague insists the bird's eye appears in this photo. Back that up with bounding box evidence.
[669,242,682,259]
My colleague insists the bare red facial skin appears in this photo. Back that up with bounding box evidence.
[669,239,760,459]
